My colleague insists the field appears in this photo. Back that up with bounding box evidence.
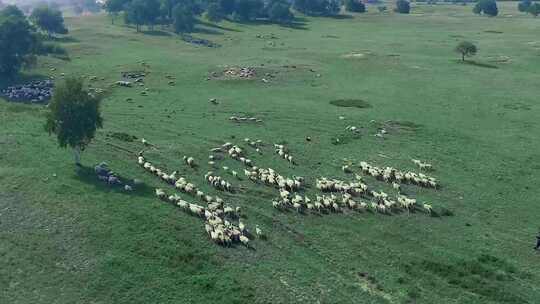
[1,2,540,303]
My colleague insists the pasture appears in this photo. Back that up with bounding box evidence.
[1,2,540,303]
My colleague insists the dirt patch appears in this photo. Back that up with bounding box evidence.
[342,51,373,59]
[330,99,371,109]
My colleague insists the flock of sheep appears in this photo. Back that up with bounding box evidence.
[135,136,441,247]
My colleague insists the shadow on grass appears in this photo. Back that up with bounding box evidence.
[197,20,242,32]
[231,17,308,30]
[75,165,154,198]
[328,14,354,19]
[141,30,173,36]
[48,36,80,43]
[457,60,498,69]
[192,26,224,36]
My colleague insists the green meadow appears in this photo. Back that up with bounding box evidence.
[1,2,540,303]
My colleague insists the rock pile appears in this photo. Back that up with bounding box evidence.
[0,80,54,104]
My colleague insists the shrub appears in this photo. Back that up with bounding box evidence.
[344,0,366,12]
[395,0,410,13]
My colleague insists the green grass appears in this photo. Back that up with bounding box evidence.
[2,2,540,303]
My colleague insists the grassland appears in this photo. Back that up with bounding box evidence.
[1,2,540,303]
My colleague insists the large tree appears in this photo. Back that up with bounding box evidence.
[104,0,128,24]
[45,77,103,166]
[30,5,68,37]
[267,1,294,23]
[528,2,540,16]
[125,0,161,31]
[395,0,410,13]
[0,6,39,77]
[172,3,195,32]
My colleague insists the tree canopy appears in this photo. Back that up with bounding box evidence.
[45,77,103,165]
[473,0,498,16]
[455,41,477,61]
[395,0,410,13]
[30,5,68,36]
[344,0,366,13]
[0,5,39,77]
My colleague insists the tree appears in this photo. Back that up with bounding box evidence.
[0,6,39,77]
[30,5,68,37]
[125,0,146,31]
[206,1,225,22]
[45,78,103,166]
[473,0,498,16]
[395,0,410,13]
[344,0,366,12]
[518,0,531,12]
[233,0,264,21]
[104,0,127,24]
[125,0,161,31]
[455,41,477,61]
[220,0,236,15]
[268,1,294,23]
[172,3,195,32]
[528,2,540,16]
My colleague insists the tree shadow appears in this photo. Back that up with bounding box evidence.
[197,20,242,32]
[192,26,224,36]
[142,30,173,36]
[74,165,154,198]
[48,36,80,43]
[231,18,308,30]
[328,14,354,19]
[457,60,498,69]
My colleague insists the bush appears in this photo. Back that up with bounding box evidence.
[395,0,410,13]
[344,0,366,12]
[37,42,67,55]
[473,0,498,16]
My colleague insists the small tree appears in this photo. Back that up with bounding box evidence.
[395,0,410,13]
[45,78,103,166]
[125,0,146,31]
[473,0,498,16]
[518,0,531,12]
[344,0,366,13]
[528,2,540,16]
[455,41,477,61]
[30,5,68,37]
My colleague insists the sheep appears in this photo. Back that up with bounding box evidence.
[124,185,133,191]
[392,182,401,192]
[423,203,433,214]
[255,225,263,238]
[239,235,249,247]
[155,188,166,200]
[183,156,196,167]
